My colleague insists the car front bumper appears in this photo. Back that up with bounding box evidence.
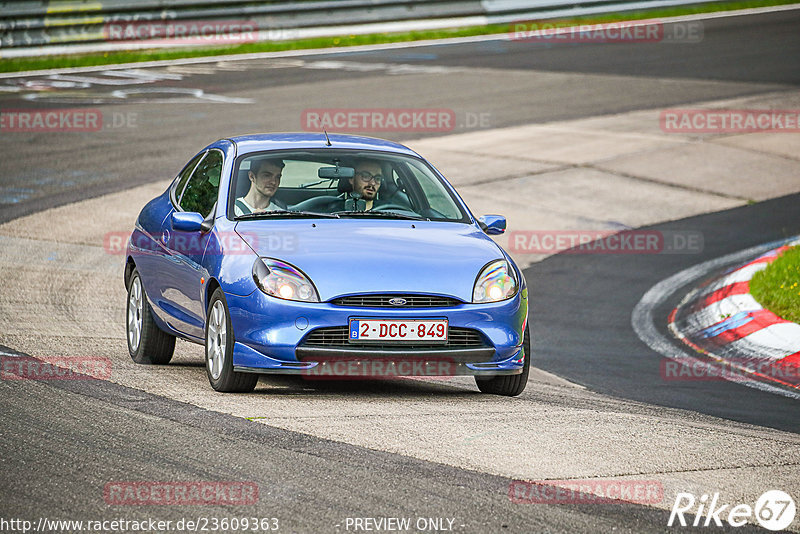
[226,288,529,377]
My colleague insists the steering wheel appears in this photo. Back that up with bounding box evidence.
[291,196,338,212]
[373,204,414,212]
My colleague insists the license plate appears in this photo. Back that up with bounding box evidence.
[349,318,448,343]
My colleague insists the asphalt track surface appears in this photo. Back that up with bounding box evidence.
[531,193,800,434]
[1,9,799,533]
[323,10,800,84]
[1,361,691,533]
[1,10,798,223]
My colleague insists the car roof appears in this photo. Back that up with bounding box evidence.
[227,133,422,158]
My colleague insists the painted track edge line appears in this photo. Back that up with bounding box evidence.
[631,236,800,400]
[668,317,800,391]
[668,240,800,390]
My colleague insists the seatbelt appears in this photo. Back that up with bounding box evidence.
[235,199,250,214]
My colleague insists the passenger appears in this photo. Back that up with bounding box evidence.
[349,159,383,211]
[234,158,286,216]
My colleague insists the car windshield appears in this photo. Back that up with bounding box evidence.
[229,149,468,222]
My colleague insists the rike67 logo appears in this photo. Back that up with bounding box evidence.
[669,490,796,531]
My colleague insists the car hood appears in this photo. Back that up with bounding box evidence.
[235,219,504,302]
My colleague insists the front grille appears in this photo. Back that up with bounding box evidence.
[302,326,485,349]
[330,294,461,308]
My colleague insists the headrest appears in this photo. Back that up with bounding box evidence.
[379,178,397,198]
[236,169,251,198]
[337,176,353,194]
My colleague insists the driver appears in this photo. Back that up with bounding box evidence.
[349,159,383,211]
[234,158,286,216]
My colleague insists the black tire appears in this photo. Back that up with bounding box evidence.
[205,288,258,393]
[475,325,530,396]
[126,268,175,365]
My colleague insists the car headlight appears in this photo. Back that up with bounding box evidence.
[473,260,517,303]
[252,258,319,302]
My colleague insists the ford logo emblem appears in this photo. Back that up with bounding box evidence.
[388,298,407,306]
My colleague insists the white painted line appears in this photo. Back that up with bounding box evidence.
[760,322,800,347]
[1,3,799,79]
[723,336,798,360]
[724,262,770,284]
[631,235,800,399]
[697,262,768,296]
[723,293,762,314]
[728,324,800,357]
[684,293,762,331]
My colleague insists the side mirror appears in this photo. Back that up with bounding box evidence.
[319,166,355,179]
[172,212,205,232]
[478,214,506,235]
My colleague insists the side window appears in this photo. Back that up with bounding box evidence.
[173,152,206,205]
[179,150,223,218]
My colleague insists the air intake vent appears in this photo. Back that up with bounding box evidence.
[330,294,461,308]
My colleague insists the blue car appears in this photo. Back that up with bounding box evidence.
[125,133,529,395]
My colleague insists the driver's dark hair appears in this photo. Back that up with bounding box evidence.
[353,158,381,170]
[250,157,285,175]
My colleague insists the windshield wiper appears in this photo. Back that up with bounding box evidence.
[333,210,427,221]
[298,179,333,189]
[236,210,339,220]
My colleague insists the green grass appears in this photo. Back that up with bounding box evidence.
[750,245,800,324]
[1,0,797,73]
